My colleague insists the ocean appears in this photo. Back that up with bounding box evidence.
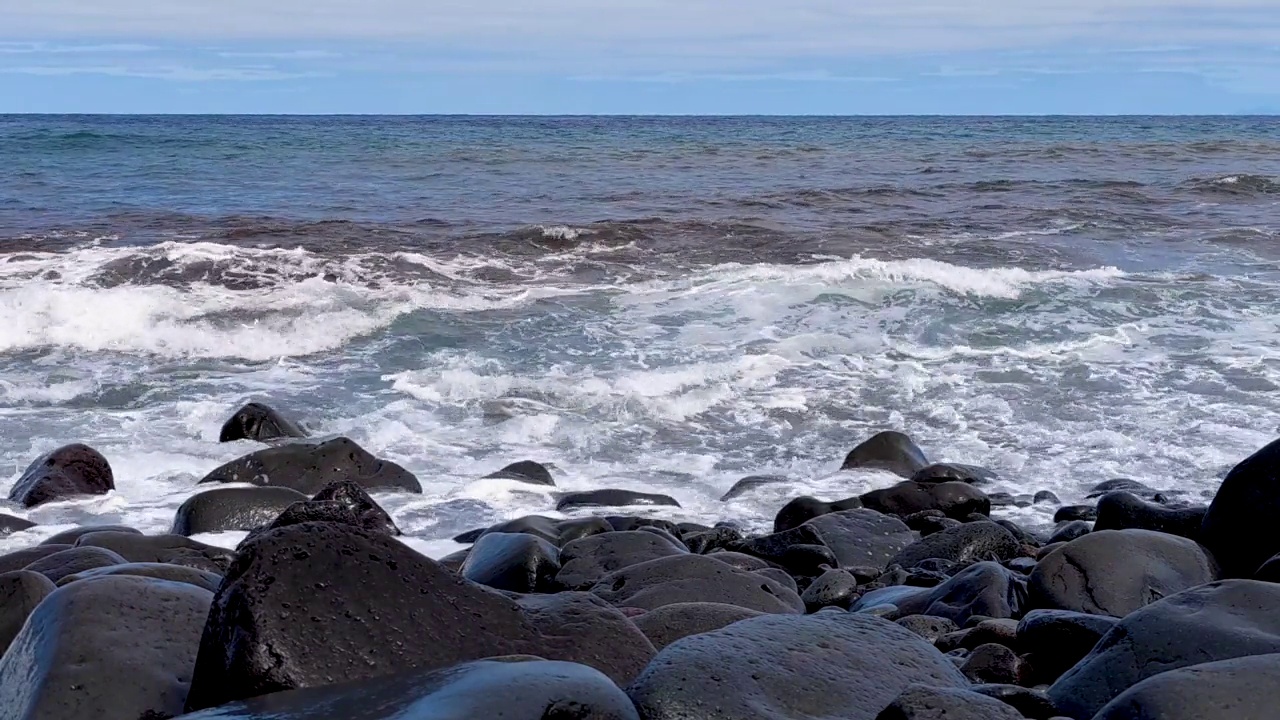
[1,114,1278,555]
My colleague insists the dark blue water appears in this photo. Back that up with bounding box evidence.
[0,115,1278,554]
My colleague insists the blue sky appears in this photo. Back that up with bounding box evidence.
[2,0,1278,114]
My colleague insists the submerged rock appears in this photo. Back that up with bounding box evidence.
[556,489,680,511]
[198,437,421,495]
[484,460,556,486]
[218,402,307,443]
[841,431,930,477]
[8,444,114,508]
[720,474,791,501]
[773,495,862,532]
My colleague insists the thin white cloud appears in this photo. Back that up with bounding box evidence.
[0,64,319,81]
[576,71,899,83]
[214,49,342,59]
[0,41,155,53]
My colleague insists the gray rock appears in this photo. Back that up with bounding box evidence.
[773,495,863,533]
[801,568,859,612]
[855,562,1027,625]
[1093,653,1280,720]
[1094,491,1206,540]
[861,481,990,520]
[633,602,763,650]
[896,615,959,643]
[841,431,930,477]
[556,489,680,512]
[0,570,55,656]
[961,643,1023,684]
[0,514,35,535]
[41,525,140,545]
[76,531,235,574]
[910,463,999,485]
[803,509,917,569]
[22,545,127,584]
[0,545,72,574]
[589,553,804,614]
[198,437,421,494]
[57,562,223,592]
[721,474,791,501]
[890,521,1021,569]
[1017,609,1119,683]
[877,684,1024,720]
[557,530,688,590]
[1047,520,1092,544]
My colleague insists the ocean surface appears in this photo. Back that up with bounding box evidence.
[1,115,1278,555]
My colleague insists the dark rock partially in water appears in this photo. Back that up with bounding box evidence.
[720,474,790,501]
[556,489,680,511]
[218,402,307,443]
[461,531,561,593]
[632,602,763,650]
[1048,580,1280,719]
[454,514,612,547]
[861,481,990,520]
[682,526,742,554]
[1094,491,1206,540]
[484,460,556,486]
[1029,529,1218,618]
[310,480,400,535]
[0,575,212,720]
[1054,505,1098,523]
[7,444,114,508]
[910,463,998,485]
[175,659,640,720]
[773,495,862,532]
[0,514,35,535]
[841,431,930,477]
[198,437,421,495]
[172,487,309,536]
[1086,478,1160,499]
[628,612,966,720]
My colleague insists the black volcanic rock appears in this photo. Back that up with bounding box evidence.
[8,444,114,508]
[218,402,307,443]
[198,437,421,495]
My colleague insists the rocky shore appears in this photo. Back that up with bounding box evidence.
[0,401,1276,719]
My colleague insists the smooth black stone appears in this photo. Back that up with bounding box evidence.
[720,474,790,501]
[1054,505,1098,523]
[8,444,114,508]
[1086,478,1158,499]
[995,519,1041,547]
[175,658,640,720]
[877,683,1025,720]
[0,514,35,535]
[629,612,967,720]
[1093,653,1280,720]
[890,521,1022,569]
[454,515,613,548]
[802,508,918,569]
[1029,529,1218,618]
[461,532,561,593]
[633,602,763,650]
[173,487,309,536]
[1094,491,1206,540]
[728,523,826,566]
[773,495,862,533]
[855,562,1027,625]
[557,531,687,591]
[910,463,998,485]
[605,517,683,535]
[76,531,236,574]
[484,460,555,486]
[1047,520,1092,544]
[0,545,73,574]
[1034,491,1061,505]
[57,562,223,592]
[1017,609,1120,683]
[861,481,990,520]
[556,489,680,512]
[779,543,839,577]
[41,525,141,545]
[841,431,930,477]
[801,568,858,612]
[0,575,212,720]
[705,551,770,572]
[0,570,54,656]
[218,402,307,443]
[1048,580,1280,719]
[22,546,127,584]
[588,553,804,614]
[198,437,422,494]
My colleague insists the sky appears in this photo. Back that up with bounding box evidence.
[1,0,1278,114]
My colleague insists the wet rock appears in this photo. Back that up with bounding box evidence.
[454,514,612,547]
[862,481,990,520]
[682,526,742,554]
[0,514,35,535]
[0,544,72,574]
[910,463,998,485]
[841,431,930,477]
[57,562,223,592]
[184,522,654,711]
[7,444,114,508]
[1054,505,1097,523]
[1048,579,1280,719]
[1047,520,1092,544]
[1035,491,1061,505]
[890,521,1021,569]
[310,480,400,535]
[172,487,309,536]
[589,553,804,614]
[629,612,966,720]
[41,525,141,545]
[801,568,858,612]
[556,489,680,512]
[557,531,688,590]
[971,685,1060,719]
[22,545,127,584]
[705,551,770,572]
[633,602,763,650]
[1201,437,1280,577]
[855,562,1027,625]
[1093,653,1280,720]
[1029,529,1218,617]
[961,643,1023,684]
[720,474,790,501]
[175,658,640,720]
[728,523,825,566]
[776,543,838,577]
[877,684,1025,720]
[461,532,561,593]
[1087,478,1158,499]
[198,436,422,494]
[0,575,212,720]
[803,508,917,569]
[605,517,683,536]
[996,519,1041,547]
[773,495,862,532]
[1094,491,1206,540]
[896,615,959,643]
[218,402,307,443]
[987,492,1016,507]
[1017,609,1119,683]
[0,570,54,656]
[76,531,236,574]
[484,460,555,486]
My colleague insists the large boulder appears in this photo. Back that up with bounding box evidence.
[75,531,235,574]
[803,509,917,569]
[41,525,140,545]
[910,463,999,485]
[308,480,399,535]
[1028,529,1218,617]
[1048,580,1280,719]
[484,460,556,486]
[774,495,862,533]
[184,522,653,711]
[218,402,307,443]
[7,444,114,508]
[855,562,1027,625]
[454,514,613,547]
[1017,609,1119,683]
[0,576,212,720]
[22,545,127,584]
[861,481,990,520]
[557,530,687,590]
[628,612,966,720]
[841,431,930,477]
[175,659,638,720]
[1201,436,1280,577]
[172,487,309,536]
[461,532,561,593]
[889,521,1022,569]
[198,437,421,494]
[556,489,680,512]
[877,684,1024,720]
[1094,491,1206,540]
[1093,653,1280,720]
[589,553,804,614]
[632,602,763,650]
[0,570,55,655]
[57,562,223,592]
[0,545,73,574]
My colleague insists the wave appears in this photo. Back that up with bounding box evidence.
[1185,174,1280,197]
